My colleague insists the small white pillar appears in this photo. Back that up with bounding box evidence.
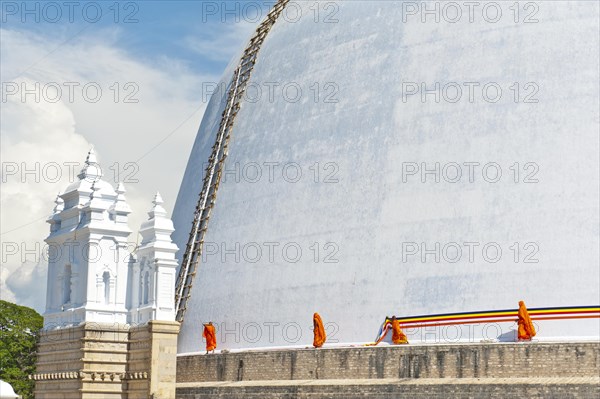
[130,192,179,324]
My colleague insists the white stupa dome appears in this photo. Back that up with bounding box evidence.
[172,1,599,352]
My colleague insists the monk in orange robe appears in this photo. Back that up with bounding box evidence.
[391,316,408,344]
[517,301,536,341]
[313,313,326,348]
[203,322,217,354]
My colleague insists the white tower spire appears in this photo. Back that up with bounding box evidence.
[130,192,179,324]
[77,147,102,182]
[44,150,132,328]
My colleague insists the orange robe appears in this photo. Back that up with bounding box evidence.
[391,319,408,344]
[203,324,217,351]
[517,301,536,340]
[313,313,326,348]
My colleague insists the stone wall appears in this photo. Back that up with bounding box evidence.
[127,321,179,399]
[176,342,600,398]
[33,323,129,399]
[177,342,600,383]
[33,321,179,399]
[176,378,600,399]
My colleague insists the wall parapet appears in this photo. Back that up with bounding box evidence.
[177,341,600,383]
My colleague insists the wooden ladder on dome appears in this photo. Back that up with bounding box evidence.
[174,0,290,323]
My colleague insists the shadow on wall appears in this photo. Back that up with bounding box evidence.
[498,330,517,342]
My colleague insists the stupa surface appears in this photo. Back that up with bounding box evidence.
[172,1,600,352]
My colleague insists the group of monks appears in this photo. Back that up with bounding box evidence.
[201,313,328,354]
[201,301,537,353]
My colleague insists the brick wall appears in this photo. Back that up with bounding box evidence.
[177,342,600,383]
[176,380,600,399]
[34,323,130,399]
[33,321,179,399]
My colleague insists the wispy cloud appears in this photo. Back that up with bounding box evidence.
[183,21,257,62]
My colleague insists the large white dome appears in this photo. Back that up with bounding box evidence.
[172,1,599,352]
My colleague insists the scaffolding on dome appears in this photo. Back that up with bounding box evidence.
[174,0,290,322]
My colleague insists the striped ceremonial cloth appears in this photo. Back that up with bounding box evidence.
[370,306,600,345]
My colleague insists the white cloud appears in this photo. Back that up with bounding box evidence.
[1,87,91,311]
[5,260,47,311]
[184,21,257,62]
[1,27,216,313]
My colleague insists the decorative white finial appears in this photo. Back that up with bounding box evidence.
[53,194,64,213]
[148,192,166,218]
[78,147,102,182]
[48,193,64,231]
[86,147,98,165]
[109,182,132,220]
[88,182,100,200]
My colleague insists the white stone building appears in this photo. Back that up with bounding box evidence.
[43,149,178,329]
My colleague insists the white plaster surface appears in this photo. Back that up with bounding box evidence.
[173,1,600,352]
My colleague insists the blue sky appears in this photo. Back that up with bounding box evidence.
[2,1,277,74]
[0,0,275,311]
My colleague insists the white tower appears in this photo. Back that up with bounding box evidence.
[37,150,181,398]
[44,149,133,327]
[129,192,179,324]
[43,148,180,329]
